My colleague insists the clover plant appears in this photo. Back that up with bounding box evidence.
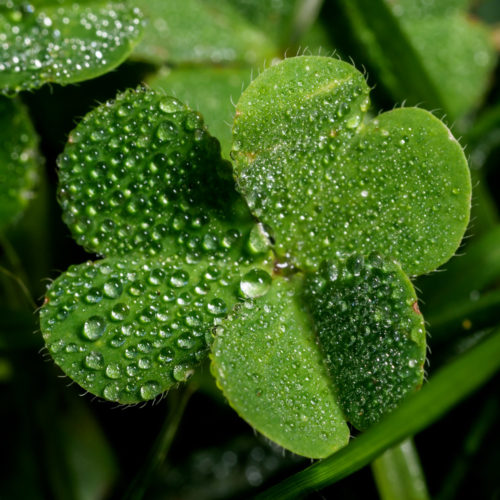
[38,55,470,458]
[2,1,500,498]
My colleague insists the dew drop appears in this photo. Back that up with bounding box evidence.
[110,303,130,321]
[84,287,103,304]
[240,269,272,298]
[106,363,122,379]
[82,316,106,341]
[103,383,120,401]
[103,278,123,298]
[140,381,160,400]
[85,351,104,370]
[206,298,227,316]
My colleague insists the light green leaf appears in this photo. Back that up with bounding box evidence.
[0,96,39,232]
[149,66,251,159]
[232,56,471,276]
[339,0,496,119]
[305,254,426,430]
[131,0,275,66]
[211,276,350,459]
[0,1,143,94]
[40,87,273,403]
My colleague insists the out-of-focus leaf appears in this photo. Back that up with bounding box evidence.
[338,0,496,119]
[131,0,275,65]
[0,97,39,233]
[0,1,144,94]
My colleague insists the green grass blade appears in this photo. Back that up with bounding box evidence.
[257,326,500,499]
[372,438,430,500]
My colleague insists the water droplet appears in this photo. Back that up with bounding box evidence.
[84,287,102,304]
[82,316,106,341]
[247,224,271,254]
[173,364,194,382]
[103,383,120,401]
[106,363,122,379]
[156,120,177,142]
[206,298,227,316]
[110,303,129,321]
[170,270,189,288]
[85,351,104,370]
[159,97,181,113]
[140,381,160,400]
[103,278,123,298]
[240,269,272,298]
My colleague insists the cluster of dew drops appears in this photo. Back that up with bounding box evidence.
[0,1,143,93]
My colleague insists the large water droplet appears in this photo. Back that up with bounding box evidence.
[140,381,160,400]
[240,269,272,298]
[103,383,120,401]
[106,363,122,379]
[82,316,106,341]
[103,278,123,299]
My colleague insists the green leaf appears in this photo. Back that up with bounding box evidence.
[305,254,426,430]
[339,0,496,119]
[149,66,251,159]
[0,1,143,94]
[130,0,275,66]
[227,0,319,48]
[0,96,39,232]
[40,87,273,403]
[257,326,500,499]
[232,56,471,276]
[211,276,350,459]
[57,86,243,257]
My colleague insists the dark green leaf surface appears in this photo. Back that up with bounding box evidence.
[305,255,426,430]
[211,276,349,459]
[258,327,500,499]
[58,86,242,257]
[339,0,496,119]
[233,56,471,276]
[0,1,143,94]
[131,0,274,65]
[40,88,273,403]
[149,67,251,158]
[0,97,39,232]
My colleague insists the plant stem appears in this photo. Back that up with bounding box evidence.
[372,438,430,500]
[124,384,196,500]
[256,326,500,500]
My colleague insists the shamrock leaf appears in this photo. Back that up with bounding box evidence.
[232,56,471,275]
[0,96,40,232]
[40,87,273,403]
[211,275,350,459]
[0,1,143,95]
[304,254,426,430]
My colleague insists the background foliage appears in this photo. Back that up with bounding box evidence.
[1,0,500,498]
